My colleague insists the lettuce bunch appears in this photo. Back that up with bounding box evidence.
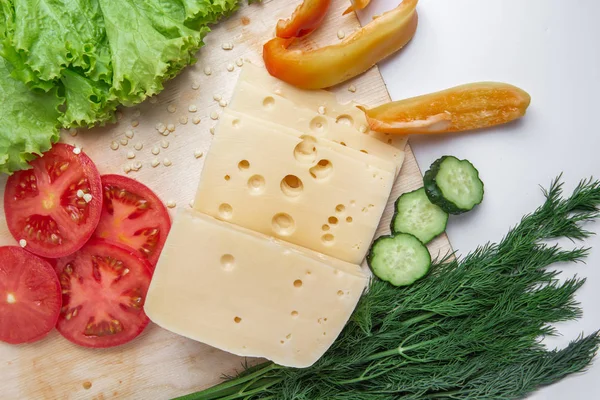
[0,0,248,174]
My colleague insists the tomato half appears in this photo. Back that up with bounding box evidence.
[4,143,102,258]
[0,246,61,344]
[55,239,152,348]
[93,175,171,267]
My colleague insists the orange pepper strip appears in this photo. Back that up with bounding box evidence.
[276,0,332,39]
[343,0,372,16]
[357,82,531,134]
[264,0,418,90]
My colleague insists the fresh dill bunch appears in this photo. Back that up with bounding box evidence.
[179,176,600,400]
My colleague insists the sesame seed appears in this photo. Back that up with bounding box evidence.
[167,124,176,132]
[125,130,134,139]
[210,127,215,135]
[179,116,188,125]
[151,147,160,155]
[204,66,212,75]
[110,141,119,150]
[348,85,357,93]
[76,189,84,198]
[337,30,345,39]
[213,94,222,101]
[236,58,244,67]
[132,161,143,171]
[134,143,143,151]
[359,124,368,133]
[221,42,234,50]
[68,128,78,137]
[318,106,326,115]
[83,193,93,203]
[194,150,204,159]
[210,111,219,120]
[19,239,27,248]
[192,116,201,124]
[120,138,129,146]
[127,151,135,159]
[151,159,160,168]
[167,104,177,113]
[219,99,228,107]
[131,120,139,127]
[188,104,198,113]
[191,82,200,90]
[166,200,176,208]
[155,123,166,133]
[189,201,194,208]
[163,158,172,167]
[72,147,82,155]
[123,164,132,173]
[226,63,234,72]
[160,140,169,149]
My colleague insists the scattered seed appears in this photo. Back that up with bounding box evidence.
[155,123,166,133]
[76,189,84,198]
[19,239,27,248]
[163,158,172,167]
[210,127,215,135]
[213,94,222,101]
[191,82,200,90]
[151,159,160,168]
[125,130,134,139]
[134,143,143,151]
[189,201,194,208]
[318,106,326,115]
[68,128,78,137]
[210,111,219,120]
[359,124,368,133]
[160,140,169,149]
[204,66,212,75]
[188,104,198,113]
[151,146,160,155]
[72,147,82,155]
[348,85,357,93]
[133,109,141,118]
[219,99,228,107]
[221,42,234,50]
[167,104,177,113]
[167,124,176,132]
[131,120,139,127]
[193,116,201,124]
[179,116,188,124]
[127,151,135,159]
[83,193,93,203]
[194,150,204,159]
[123,164,132,173]
[110,141,119,151]
[337,30,345,39]
[132,161,143,171]
[120,138,129,146]
[235,58,244,67]
[226,63,234,72]
[166,200,176,208]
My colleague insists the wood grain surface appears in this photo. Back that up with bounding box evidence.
[0,1,451,398]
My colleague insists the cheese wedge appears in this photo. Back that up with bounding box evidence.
[194,110,395,264]
[145,209,368,368]
[230,78,405,174]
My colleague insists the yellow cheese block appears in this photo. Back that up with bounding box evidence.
[231,76,405,174]
[145,209,368,368]
[239,64,407,151]
[194,110,395,264]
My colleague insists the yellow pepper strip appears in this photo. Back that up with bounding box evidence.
[263,0,418,90]
[276,0,332,39]
[343,0,372,16]
[358,82,532,134]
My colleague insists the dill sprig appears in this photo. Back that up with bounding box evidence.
[178,176,600,400]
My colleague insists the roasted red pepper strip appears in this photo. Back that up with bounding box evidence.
[276,0,332,39]
[343,0,371,15]
[264,0,418,90]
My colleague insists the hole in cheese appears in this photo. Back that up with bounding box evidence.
[232,119,240,128]
[321,233,335,246]
[218,203,233,219]
[293,279,303,288]
[263,96,275,109]
[221,254,235,270]
[337,290,344,297]
[247,175,266,194]
[234,316,242,323]
[293,136,317,165]
[328,216,338,225]
[291,311,299,317]
[360,150,369,154]
[322,224,330,231]
[346,216,353,223]
[238,160,250,170]
[335,114,354,126]
[280,175,304,198]
[309,160,333,180]
[335,204,345,213]
[224,175,231,181]
[272,213,295,236]
[309,116,328,134]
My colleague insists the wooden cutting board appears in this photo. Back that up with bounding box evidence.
[0,1,451,398]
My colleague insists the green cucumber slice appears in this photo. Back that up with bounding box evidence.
[391,188,449,244]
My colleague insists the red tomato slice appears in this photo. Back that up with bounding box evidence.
[0,246,61,344]
[4,143,102,258]
[93,174,171,267]
[54,239,152,348]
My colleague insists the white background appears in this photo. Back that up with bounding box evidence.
[358,1,600,398]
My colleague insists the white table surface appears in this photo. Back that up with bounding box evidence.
[358,1,600,398]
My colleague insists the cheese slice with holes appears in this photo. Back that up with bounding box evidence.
[194,110,395,264]
[237,64,407,161]
[230,79,405,174]
[145,209,368,368]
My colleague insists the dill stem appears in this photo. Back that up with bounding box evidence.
[364,336,448,363]
[400,311,436,327]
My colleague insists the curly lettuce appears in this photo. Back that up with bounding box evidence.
[0,0,249,174]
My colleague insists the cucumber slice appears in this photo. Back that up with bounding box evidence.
[424,156,484,215]
[367,233,431,287]
[391,188,449,244]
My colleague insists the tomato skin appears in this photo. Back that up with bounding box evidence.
[0,246,61,344]
[94,174,171,267]
[54,239,152,348]
[4,143,103,258]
